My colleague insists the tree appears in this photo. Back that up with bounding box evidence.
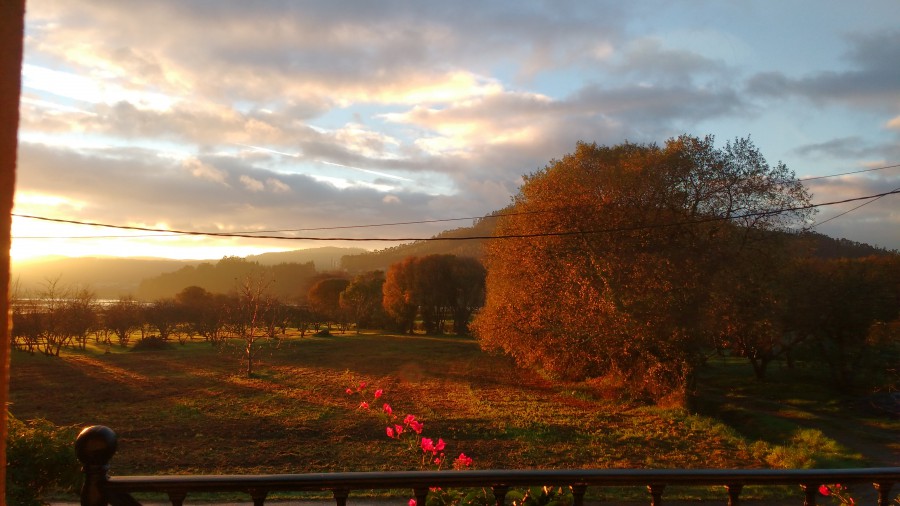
[340,270,387,333]
[60,287,98,351]
[383,257,419,333]
[143,298,183,342]
[175,285,229,344]
[382,255,486,335]
[307,277,350,327]
[10,283,43,354]
[22,279,97,356]
[449,256,486,335]
[230,274,277,377]
[786,255,900,389]
[472,135,813,402]
[103,297,143,347]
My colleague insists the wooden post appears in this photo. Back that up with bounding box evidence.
[0,0,26,501]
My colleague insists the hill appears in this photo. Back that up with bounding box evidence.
[341,217,496,273]
[10,256,202,299]
[796,231,898,259]
[10,225,895,300]
[10,247,369,300]
[247,246,367,270]
[135,256,320,301]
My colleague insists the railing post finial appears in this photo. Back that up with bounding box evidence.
[75,425,118,506]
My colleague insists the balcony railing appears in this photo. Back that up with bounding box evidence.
[77,425,899,506]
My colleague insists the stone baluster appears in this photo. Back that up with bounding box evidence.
[76,425,118,506]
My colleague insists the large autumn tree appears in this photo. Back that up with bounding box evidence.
[471,135,813,401]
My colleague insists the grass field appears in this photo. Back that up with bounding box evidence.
[9,331,899,502]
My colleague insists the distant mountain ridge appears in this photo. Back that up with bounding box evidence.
[10,226,895,300]
[340,218,495,273]
[11,247,366,299]
[247,246,366,269]
[11,256,202,298]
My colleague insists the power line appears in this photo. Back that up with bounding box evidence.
[195,162,900,234]
[14,162,900,240]
[796,163,900,182]
[809,185,900,229]
[12,189,900,242]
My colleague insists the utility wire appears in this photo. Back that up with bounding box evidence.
[796,163,900,182]
[12,189,900,242]
[809,185,900,229]
[14,162,900,239]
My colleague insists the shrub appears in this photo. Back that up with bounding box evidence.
[6,414,80,506]
[132,335,171,350]
[750,429,852,469]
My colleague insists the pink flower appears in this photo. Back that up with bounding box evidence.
[435,438,446,451]
[394,424,404,436]
[383,403,393,415]
[403,414,417,425]
[409,500,416,506]
[386,427,394,438]
[434,457,441,464]
[359,401,369,410]
[819,485,831,497]
[345,388,353,395]
[421,438,435,452]
[409,420,424,434]
[358,382,367,391]
[454,453,474,468]
[374,389,383,398]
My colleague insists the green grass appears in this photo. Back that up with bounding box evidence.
[694,357,897,469]
[9,333,898,503]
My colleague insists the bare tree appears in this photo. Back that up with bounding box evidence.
[231,274,277,377]
[103,296,143,347]
[63,287,99,351]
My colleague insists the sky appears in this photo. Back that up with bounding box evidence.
[11,0,900,261]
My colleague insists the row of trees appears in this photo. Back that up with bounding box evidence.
[11,281,287,354]
[11,253,488,375]
[472,135,899,401]
[383,255,486,334]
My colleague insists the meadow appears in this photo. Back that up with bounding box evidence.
[9,331,899,501]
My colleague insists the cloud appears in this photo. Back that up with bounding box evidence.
[793,137,869,159]
[746,29,900,108]
[14,142,482,246]
[183,157,229,185]
[16,1,900,257]
[612,37,732,86]
[240,175,265,192]
[266,178,292,194]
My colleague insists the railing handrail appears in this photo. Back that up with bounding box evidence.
[105,468,900,491]
[76,426,899,506]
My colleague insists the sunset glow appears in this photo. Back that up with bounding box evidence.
[13,1,900,262]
